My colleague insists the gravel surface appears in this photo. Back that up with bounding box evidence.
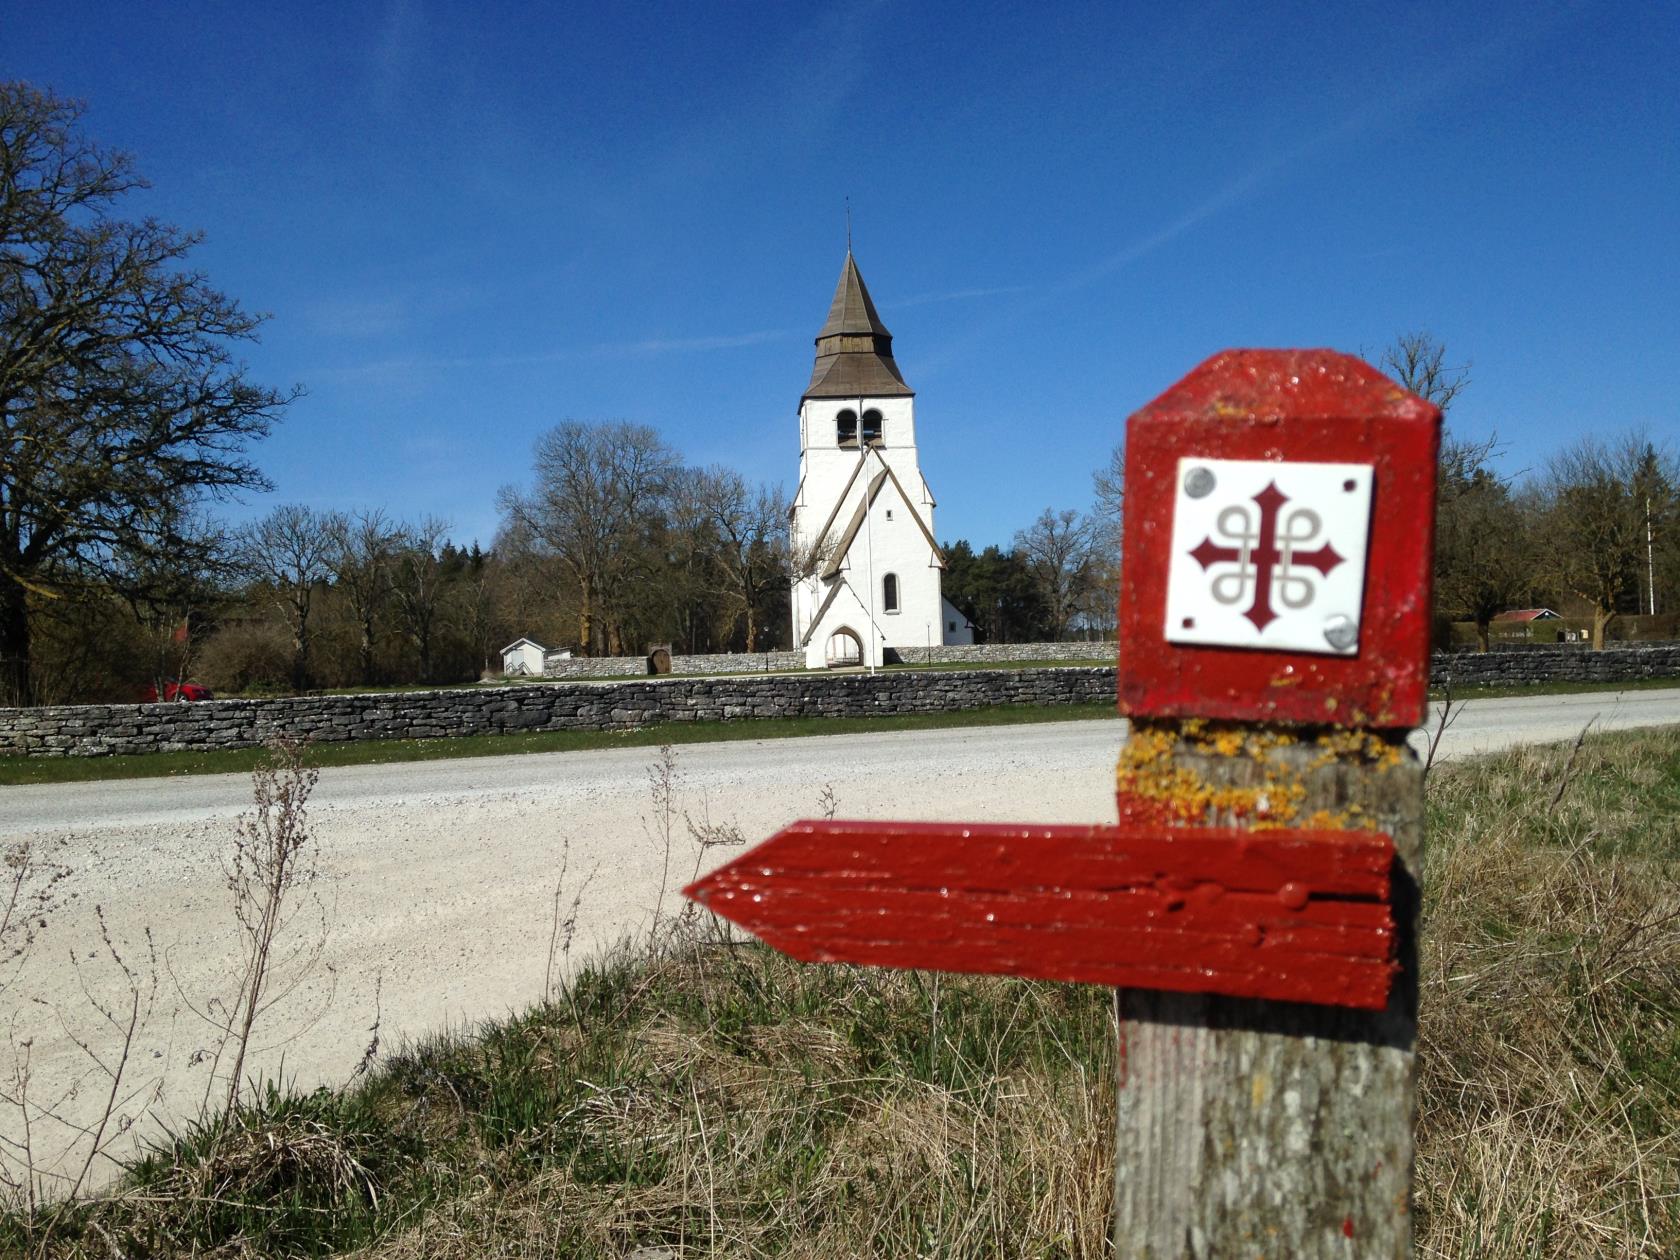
[4,685,1678,1184]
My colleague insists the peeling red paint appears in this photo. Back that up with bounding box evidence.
[685,819,1398,1010]
[1117,349,1441,729]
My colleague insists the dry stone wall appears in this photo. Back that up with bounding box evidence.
[1430,644,1680,687]
[0,668,1115,759]
[893,641,1113,665]
[3,645,1678,760]
[543,650,803,679]
[539,642,1107,677]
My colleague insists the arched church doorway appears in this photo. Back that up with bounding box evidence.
[824,627,862,668]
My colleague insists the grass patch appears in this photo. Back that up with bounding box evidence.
[5,729,1677,1258]
[15,931,1116,1258]
[0,701,1119,787]
[1417,726,1680,1256]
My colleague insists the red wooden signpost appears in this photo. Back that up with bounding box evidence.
[689,820,1398,1009]
[686,349,1440,1258]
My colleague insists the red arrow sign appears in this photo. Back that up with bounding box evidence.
[684,820,1398,1010]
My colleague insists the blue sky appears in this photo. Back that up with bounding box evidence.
[7,1,1676,548]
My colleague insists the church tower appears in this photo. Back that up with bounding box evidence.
[789,253,973,668]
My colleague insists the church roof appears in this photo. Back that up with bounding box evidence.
[804,252,914,401]
[818,253,891,338]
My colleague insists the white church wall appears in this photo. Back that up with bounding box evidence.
[792,429,947,669]
[787,256,951,669]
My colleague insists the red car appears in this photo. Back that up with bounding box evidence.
[140,679,214,703]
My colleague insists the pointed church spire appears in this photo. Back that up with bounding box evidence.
[818,253,893,340]
[804,253,914,401]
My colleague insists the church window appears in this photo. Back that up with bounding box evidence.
[862,409,884,445]
[883,572,900,613]
[837,409,858,448]
[948,620,956,633]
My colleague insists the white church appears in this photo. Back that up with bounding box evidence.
[789,253,974,669]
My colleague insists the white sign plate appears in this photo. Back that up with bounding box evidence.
[1164,458,1374,656]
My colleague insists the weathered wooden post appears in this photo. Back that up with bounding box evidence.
[1111,350,1439,1257]
[686,348,1440,1258]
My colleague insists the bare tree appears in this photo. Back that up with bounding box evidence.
[1381,331,1470,413]
[238,506,341,691]
[662,471,724,653]
[693,467,788,652]
[115,513,229,693]
[499,420,678,655]
[1380,333,1542,648]
[327,510,397,687]
[1014,508,1095,640]
[457,548,504,679]
[1435,437,1536,650]
[1540,434,1677,648]
[0,84,295,703]
[390,516,451,683]
[1091,437,1125,554]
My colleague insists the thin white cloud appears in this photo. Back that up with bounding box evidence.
[593,330,788,358]
[307,295,416,339]
[316,329,792,382]
[1057,15,1554,298]
[896,285,1031,309]
[916,17,1551,381]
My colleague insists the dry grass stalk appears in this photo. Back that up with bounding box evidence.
[1417,731,1680,1258]
[1,892,162,1247]
[176,736,328,1122]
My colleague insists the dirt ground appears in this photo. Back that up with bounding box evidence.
[4,721,1120,1188]
[7,687,1678,1190]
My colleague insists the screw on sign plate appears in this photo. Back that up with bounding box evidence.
[1119,349,1442,728]
[1166,457,1374,655]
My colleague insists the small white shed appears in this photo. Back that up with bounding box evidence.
[941,597,976,647]
[500,638,548,677]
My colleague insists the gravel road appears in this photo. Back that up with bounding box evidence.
[3,685,1677,1183]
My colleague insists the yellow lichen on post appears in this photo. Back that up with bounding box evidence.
[1117,719,1407,829]
[1112,714,1425,1260]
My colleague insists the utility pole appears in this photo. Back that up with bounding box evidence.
[861,397,878,674]
[1649,495,1658,616]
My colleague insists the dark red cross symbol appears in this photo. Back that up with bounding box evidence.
[1187,481,1345,631]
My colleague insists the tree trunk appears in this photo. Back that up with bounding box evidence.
[290,630,310,693]
[0,576,31,706]
[359,619,377,686]
[1475,618,1491,652]
[1592,605,1614,650]
[577,584,594,656]
[745,605,758,653]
